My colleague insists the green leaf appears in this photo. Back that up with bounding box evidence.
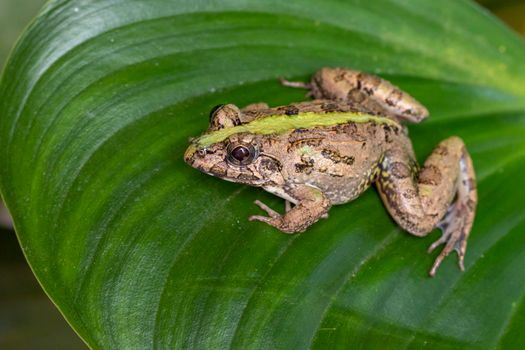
[1,0,525,348]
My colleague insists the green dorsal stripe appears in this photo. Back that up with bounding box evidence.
[193,111,401,148]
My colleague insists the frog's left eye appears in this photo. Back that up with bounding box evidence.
[209,104,225,121]
[226,144,258,166]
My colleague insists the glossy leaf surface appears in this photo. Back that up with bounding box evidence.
[1,0,525,348]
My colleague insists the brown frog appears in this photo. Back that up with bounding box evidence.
[184,67,477,276]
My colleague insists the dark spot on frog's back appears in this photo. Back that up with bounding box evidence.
[338,123,367,142]
[383,124,400,143]
[321,149,355,165]
[260,158,282,172]
[295,158,314,174]
[383,124,393,143]
[367,123,378,136]
[288,138,323,152]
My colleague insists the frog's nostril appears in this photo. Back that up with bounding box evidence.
[197,149,207,157]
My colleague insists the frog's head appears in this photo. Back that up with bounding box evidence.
[184,104,277,186]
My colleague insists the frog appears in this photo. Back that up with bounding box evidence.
[184,67,477,276]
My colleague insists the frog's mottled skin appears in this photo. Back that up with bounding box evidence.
[184,67,477,276]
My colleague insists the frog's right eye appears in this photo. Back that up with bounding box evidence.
[226,143,258,166]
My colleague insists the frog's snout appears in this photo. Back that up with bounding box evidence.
[184,144,212,170]
[183,144,198,165]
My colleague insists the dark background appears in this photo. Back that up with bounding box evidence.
[1,1,88,348]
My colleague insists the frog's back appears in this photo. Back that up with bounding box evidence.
[267,119,404,205]
[244,99,397,121]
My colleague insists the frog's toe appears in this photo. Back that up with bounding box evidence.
[249,215,275,224]
[279,78,310,89]
[253,200,280,218]
[428,235,461,277]
[427,202,471,276]
[249,215,299,234]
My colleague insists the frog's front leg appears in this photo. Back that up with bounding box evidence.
[249,185,331,234]
[378,136,477,276]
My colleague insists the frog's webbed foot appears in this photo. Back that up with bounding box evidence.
[426,147,476,276]
[249,185,331,234]
[377,136,477,277]
[428,201,472,276]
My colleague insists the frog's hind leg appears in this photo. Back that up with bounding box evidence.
[377,136,477,276]
[317,68,429,123]
[282,68,429,123]
[285,200,329,219]
[427,145,477,276]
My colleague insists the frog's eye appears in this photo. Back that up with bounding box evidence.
[226,144,258,166]
[209,104,225,121]
[209,104,241,131]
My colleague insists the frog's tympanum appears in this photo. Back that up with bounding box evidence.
[184,68,477,276]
